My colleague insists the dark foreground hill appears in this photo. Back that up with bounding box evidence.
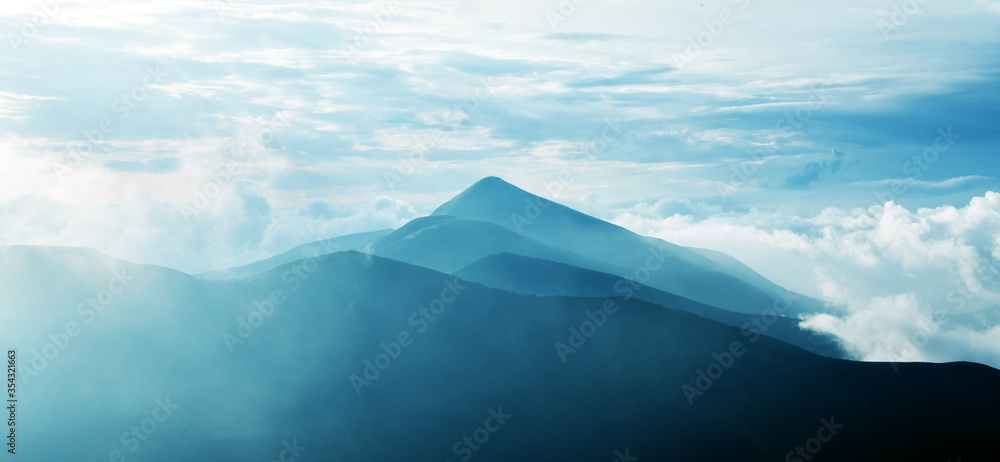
[1,246,997,461]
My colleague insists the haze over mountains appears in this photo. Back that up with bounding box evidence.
[198,177,827,315]
[190,177,841,355]
[195,229,393,280]
[3,177,999,460]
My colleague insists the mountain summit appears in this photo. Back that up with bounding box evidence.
[432,176,612,237]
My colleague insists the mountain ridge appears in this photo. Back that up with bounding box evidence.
[197,177,822,317]
[453,251,845,358]
[195,228,394,280]
[433,177,825,316]
[369,215,623,275]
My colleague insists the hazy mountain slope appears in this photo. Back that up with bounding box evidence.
[454,252,845,358]
[195,229,393,280]
[2,246,998,461]
[369,215,622,274]
[686,245,782,292]
[432,177,825,316]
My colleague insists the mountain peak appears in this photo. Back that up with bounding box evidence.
[432,176,616,231]
[433,176,528,217]
[473,176,513,187]
[432,176,523,214]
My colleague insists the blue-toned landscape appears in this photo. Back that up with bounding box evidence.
[3,178,1000,460]
[2,0,999,460]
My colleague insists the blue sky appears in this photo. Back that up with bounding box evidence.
[1,1,999,365]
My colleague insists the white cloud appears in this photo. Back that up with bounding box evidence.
[613,192,1000,368]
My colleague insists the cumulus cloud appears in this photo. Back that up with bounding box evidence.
[802,293,1000,367]
[613,192,1000,368]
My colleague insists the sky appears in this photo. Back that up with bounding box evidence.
[1,0,999,366]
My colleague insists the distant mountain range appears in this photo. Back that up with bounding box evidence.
[2,177,998,461]
[196,177,828,316]
[192,176,839,356]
